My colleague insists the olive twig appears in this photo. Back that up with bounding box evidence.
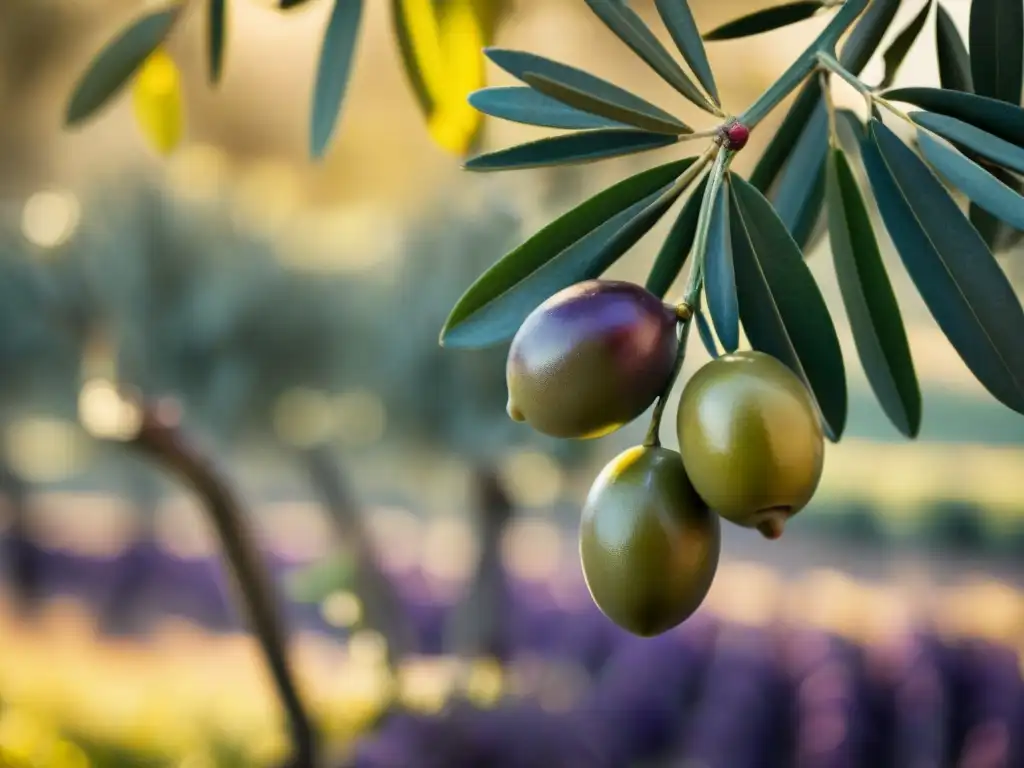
[816,51,915,127]
[643,147,732,448]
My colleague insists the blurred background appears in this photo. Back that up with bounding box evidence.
[0,0,1021,766]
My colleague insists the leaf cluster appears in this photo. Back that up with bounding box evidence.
[440,0,1024,440]
[64,0,512,158]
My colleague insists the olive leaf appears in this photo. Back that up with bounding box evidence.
[584,0,719,114]
[703,1,823,41]
[65,5,183,126]
[645,176,709,298]
[935,3,973,93]
[916,131,1024,231]
[464,129,680,172]
[883,87,1024,146]
[772,101,829,249]
[704,177,739,353]
[208,0,227,84]
[468,87,628,130]
[694,308,721,359]
[442,158,696,348]
[730,175,847,441]
[968,166,1024,251]
[861,119,1024,415]
[911,112,1024,175]
[484,48,685,130]
[310,0,364,159]
[877,0,932,90]
[653,0,719,104]
[969,0,1023,105]
[521,73,691,135]
[825,147,921,438]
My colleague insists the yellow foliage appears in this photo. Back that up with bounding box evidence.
[132,47,185,156]
[394,0,488,155]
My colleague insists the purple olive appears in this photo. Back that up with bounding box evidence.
[506,280,679,439]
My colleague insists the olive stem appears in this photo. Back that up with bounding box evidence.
[816,51,916,128]
[642,147,732,448]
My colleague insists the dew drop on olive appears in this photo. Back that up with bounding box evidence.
[506,280,679,439]
[677,351,824,539]
[580,445,721,637]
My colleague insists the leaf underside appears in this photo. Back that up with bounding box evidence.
[464,129,679,172]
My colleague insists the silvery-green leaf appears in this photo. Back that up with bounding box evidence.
[861,119,1024,414]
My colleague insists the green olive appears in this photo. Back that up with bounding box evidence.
[506,280,678,439]
[676,350,824,539]
[579,445,720,637]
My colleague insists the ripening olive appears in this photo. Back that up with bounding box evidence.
[677,351,824,539]
[506,280,678,439]
[580,445,720,637]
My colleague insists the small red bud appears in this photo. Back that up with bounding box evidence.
[724,122,749,151]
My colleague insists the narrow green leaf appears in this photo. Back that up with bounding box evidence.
[280,0,315,7]
[935,3,973,92]
[208,0,227,84]
[286,556,354,605]
[730,175,848,440]
[464,129,678,172]
[583,0,719,114]
[792,167,829,252]
[645,176,709,298]
[883,87,1024,146]
[911,111,1024,175]
[654,0,719,103]
[749,82,821,192]
[65,6,182,126]
[772,102,829,247]
[310,0,364,159]
[840,0,902,70]
[694,308,721,358]
[442,158,696,347]
[825,148,921,437]
[969,0,1023,104]
[968,165,1024,251]
[705,177,739,352]
[749,0,900,192]
[390,0,432,115]
[877,0,932,90]
[703,1,822,41]
[835,108,867,152]
[861,120,1024,414]
[484,48,686,129]
[521,72,691,135]
[468,87,627,130]
[916,131,1024,231]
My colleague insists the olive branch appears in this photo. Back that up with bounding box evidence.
[439,0,1024,445]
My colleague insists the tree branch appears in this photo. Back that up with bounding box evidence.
[127,398,318,768]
